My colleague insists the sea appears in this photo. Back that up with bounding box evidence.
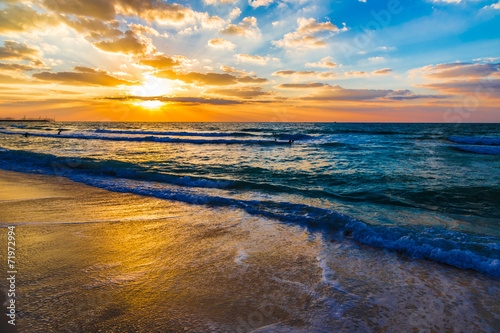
[0,122,499,331]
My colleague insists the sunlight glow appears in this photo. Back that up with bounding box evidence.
[130,76,172,97]
[133,100,164,109]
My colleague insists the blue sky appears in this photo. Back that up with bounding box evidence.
[0,0,499,121]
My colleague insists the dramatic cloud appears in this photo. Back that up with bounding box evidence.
[306,57,337,68]
[0,62,36,72]
[0,3,58,34]
[208,38,236,49]
[43,0,116,20]
[33,66,137,86]
[420,79,500,97]
[421,63,500,79]
[155,69,267,86]
[0,41,42,61]
[204,86,272,99]
[273,18,346,49]
[93,30,155,56]
[301,85,447,101]
[383,89,447,100]
[137,54,184,69]
[107,95,243,105]
[301,85,393,101]
[63,17,123,41]
[155,70,239,86]
[220,17,260,38]
[237,76,268,83]
[0,73,37,85]
[414,62,500,99]
[42,0,225,28]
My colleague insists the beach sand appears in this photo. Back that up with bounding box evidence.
[0,170,499,332]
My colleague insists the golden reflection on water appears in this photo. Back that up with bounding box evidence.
[1,170,499,332]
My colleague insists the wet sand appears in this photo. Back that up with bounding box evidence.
[0,170,499,332]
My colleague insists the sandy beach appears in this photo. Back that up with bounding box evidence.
[0,169,498,332]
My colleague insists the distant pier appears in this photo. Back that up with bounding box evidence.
[0,117,55,122]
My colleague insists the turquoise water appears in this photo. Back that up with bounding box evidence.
[1,122,499,276]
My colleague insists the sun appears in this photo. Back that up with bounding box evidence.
[131,75,172,97]
[128,75,174,110]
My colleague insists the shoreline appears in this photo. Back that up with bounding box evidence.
[0,169,499,331]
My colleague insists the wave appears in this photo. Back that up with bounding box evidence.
[1,147,499,277]
[452,145,500,155]
[0,148,233,189]
[319,142,350,147]
[448,136,500,146]
[0,130,291,145]
[95,129,256,137]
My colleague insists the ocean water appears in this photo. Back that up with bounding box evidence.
[2,122,500,331]
[0,122,499,278]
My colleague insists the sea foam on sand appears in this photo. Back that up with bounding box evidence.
[0,170,499,332]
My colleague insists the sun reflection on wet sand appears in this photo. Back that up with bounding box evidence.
[1,170,499,332]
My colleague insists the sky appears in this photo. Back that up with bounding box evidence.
[0,0,499,122]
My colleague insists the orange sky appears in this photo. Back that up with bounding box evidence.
[0,0,499,122]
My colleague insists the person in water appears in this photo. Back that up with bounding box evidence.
[24,132,28,138]
[58,130,61,135]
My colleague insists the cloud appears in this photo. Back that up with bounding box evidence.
[273,70,318,76]
[33,66,137,86]
[63,17,123,41]
[155,70,239,86]
[344,71,370,77]
[420,63,500,79]
[0,3,58,34]
[107,95,244,105]
[154,69,267,86]
[249,0,275,8]
[0,41,43,61]
[384,89,447,100]
[0,62,36,72]
[237,76,268,83]
[413,62,500,99]
[208,38,236,49]
[273,18,346,49]
[306,57,337,68]
[229,8,242,19]
[484,1,500,10]
[220,17,260,38]
[277,82,328,88]
[368,56,385,63]
[204,0,238,4]
[204,86,272,99]
[372,68,392,75]
[93,30,155,56]
[301,85,389,101]
[43,0,116,20]
[42,0,225,29]
[117,1,225,28]
[219,66,267,83]
[300,85,448,101]
[235,54,268,65]
[273,70,336,79]
[137,54,184,69]
[128,23,167,37]
[220,66,248,75]
[0,73,38,85]
[419,79,500,97]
